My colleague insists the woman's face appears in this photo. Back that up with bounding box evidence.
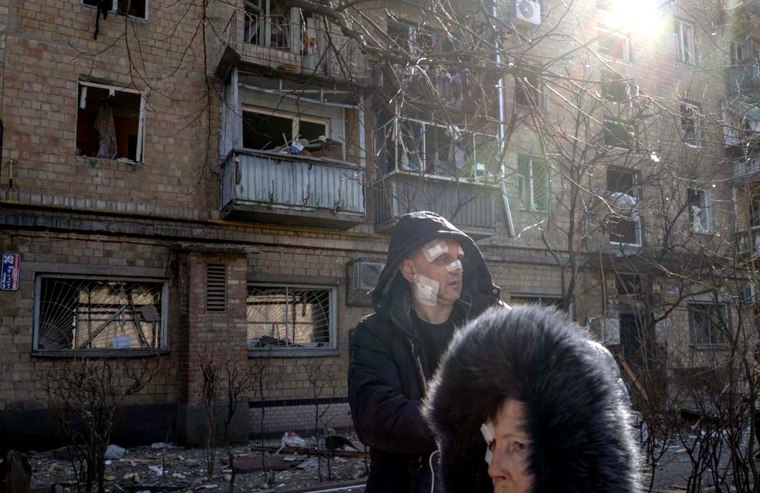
[486,399,534,493]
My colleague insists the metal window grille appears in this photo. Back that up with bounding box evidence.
[206,264,227,312]
[688,303,728,347]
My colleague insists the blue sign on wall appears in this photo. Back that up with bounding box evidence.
[0,252,21,291]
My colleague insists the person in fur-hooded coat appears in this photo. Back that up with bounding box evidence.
[424,305,641,493]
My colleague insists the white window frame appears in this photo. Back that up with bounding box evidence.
[606,168,642,246]
[599,30,630,63]
[688,302,729,348]
[77,81,146,163]
[244,0,300,52]
[82,0,148,20]
[241,106,331,150]
[517,155,550,211]
[680,100,701,147]
[33,274,168,354]
[246,283,337,355]
[687,187,711,234]
[675,19,697,64]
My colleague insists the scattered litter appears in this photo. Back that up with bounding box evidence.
[281,431,307,449]
[150,442,174,450]
[281,454,306,462]
[194,485,218,490]
[105,445,127,460]
[223,473,232,481]
[123,472,141,483]
[148,465,165,476]
[172,473,186,480]
[48,463,62,473]
[296,457,320,470]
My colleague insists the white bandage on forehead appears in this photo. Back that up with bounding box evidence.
[445,259,462,273]
[481,422,495,465]
[422,240,449,263]
[412,274,439,306]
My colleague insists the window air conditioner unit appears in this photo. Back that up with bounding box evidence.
[346,258,386,306]
[740,283,756,304]
[515,0,541,26]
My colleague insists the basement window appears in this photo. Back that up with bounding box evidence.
[33,276,168,354]
[83,0,147,19]
[76,82,145,162]
[247,284,336,353]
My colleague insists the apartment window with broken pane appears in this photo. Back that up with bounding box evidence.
[601,72,633,103]
[599,31,630,63]
[603,119,633,150]
[515,67,541,108]
[517,155,549,211]
[242,108,329,151]
[687,188,711,234]
[606,168,641,245]
[244,0,296,49]
[76,82,145,162]
[675,19,697,64]
[688,302,728,347]
[33,276,167,353]
[680,100,701,146]
[83,0,147,19]
[247,284,336,352]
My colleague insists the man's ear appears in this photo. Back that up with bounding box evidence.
[400,259,416,283]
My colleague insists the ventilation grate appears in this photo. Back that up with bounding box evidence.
[206,264,227,312]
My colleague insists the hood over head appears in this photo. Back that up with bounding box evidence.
[424,305,641,493]
[372,211,499,315]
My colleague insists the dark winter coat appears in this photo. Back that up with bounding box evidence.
[348,211,502,493]
[424,305,641,493]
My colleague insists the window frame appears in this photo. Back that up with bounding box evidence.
[606,168,642,246]
[516,154,550,211]
[598,30,631,63]
[246,283,338,356]
[33,274,169,356]
[688,302,729,348]
[241,106,331,151]
[675,19,697,64]
[244,0,300,51]
[82,0,148,20]
[687,187,711,234]
[76,80,146,163]
[679,100,702,147]
[603,118,635,151]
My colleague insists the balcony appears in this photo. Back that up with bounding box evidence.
[725,62,760,96]
[221,149,365,229]
[215,2,366,82]
[373,171,498,238]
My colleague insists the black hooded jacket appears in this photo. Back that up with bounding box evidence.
[424,306,641,493]
[348,211,502,492]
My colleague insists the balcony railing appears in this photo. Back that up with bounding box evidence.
[725,62,760,95]
[732,157,760,183]
[373,171,498,238]
[221,149,365,229]
[218,6,366,81]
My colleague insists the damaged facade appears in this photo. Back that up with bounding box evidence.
[0,0,757,449]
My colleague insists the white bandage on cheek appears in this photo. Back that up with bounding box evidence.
[481,422,495,465]
[445,259,462,273]
[423,240,448,263]
[413,274,439,306]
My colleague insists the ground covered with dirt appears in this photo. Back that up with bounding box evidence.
[28,436,369,493]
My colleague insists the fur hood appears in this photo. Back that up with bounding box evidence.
[424,306,641,493]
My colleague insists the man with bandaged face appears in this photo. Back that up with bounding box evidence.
[348,211,504,492]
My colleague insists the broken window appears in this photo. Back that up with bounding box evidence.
[675,19,697,64]
[688,302,728,347]
[242,108,329,151]
[606,168,641,245]
[603,118,634,150]
[244,0,296,49]
[376,115,495,178]
[247,284,336,351]
[599,31,630,63]
[515,67,541,108]
[76,82,145,162]
[687,188,711,234]
[680,100,701,146]
[34,276,167,352]
[600,71,635,103]
[516,154,549,211]
[83,0,147,19]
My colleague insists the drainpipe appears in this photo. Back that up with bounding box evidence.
[492,3,515,236]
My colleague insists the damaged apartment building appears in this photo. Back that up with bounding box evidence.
[0,0,758,447]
